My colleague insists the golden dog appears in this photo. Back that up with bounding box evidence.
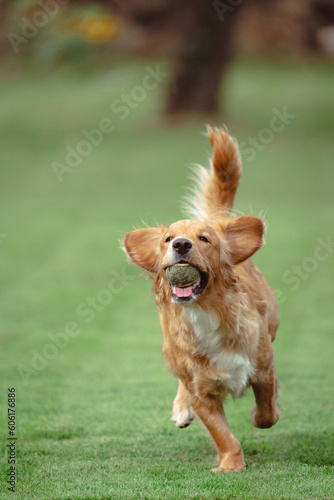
[124,127,280,472]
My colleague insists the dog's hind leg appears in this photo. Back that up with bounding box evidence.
[171,379,195,428]
[251,363,281,429]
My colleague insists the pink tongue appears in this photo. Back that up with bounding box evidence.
[174,286,193,298]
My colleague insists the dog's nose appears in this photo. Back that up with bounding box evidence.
[173,238,192,255]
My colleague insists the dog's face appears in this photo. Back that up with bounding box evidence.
[160,220,220,304]
[124,215,264,305]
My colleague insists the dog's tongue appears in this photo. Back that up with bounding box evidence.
[174,286,193,298]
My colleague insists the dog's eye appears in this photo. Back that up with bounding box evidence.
[165,236,173,243]
[199,236,209,243]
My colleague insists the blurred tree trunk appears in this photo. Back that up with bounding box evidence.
[165,0,238,117]
[108,0,240,117]
[0,0,13,56]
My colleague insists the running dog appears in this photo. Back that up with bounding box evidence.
[123,127,280,472]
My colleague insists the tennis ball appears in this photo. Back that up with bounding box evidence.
[166,263,200,287]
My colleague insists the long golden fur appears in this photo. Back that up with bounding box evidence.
[124,127,280,473]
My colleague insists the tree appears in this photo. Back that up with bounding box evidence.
[165,0,239,117]
[108,0,241,117]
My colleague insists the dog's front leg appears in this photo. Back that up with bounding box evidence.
[189,393,246,473]
[251,363,281,429]
[171,379,196,428]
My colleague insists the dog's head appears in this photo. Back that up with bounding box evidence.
[124,216,264,305]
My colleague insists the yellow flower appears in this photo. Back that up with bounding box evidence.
[58,15,124,44]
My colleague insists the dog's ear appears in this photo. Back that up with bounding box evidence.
[123,225,165,275]
[220,216,265,265]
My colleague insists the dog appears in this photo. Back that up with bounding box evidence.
[123,127,280,473]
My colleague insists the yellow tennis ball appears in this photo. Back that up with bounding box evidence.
[166,264,200,287]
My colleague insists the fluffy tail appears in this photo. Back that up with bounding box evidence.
[183,126,242,220]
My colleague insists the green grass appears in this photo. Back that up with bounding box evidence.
[0,58,334,499]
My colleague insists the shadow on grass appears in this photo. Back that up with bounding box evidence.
[245,431,333,468]
[29,427,87,441]
[281,431,333,467]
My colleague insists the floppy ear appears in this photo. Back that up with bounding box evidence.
[221,216,265,265]
[123,225,165,274]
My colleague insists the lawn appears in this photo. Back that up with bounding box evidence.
[0,58,333,499]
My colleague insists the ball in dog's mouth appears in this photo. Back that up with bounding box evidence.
[166,263,208,303]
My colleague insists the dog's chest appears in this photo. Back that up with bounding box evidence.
[183,306,253,396]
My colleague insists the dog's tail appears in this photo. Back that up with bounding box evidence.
[183,126,242,220]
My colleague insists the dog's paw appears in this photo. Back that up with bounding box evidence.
[212,466,245,474]
[212,466,224,473]
[171,405,195,428]
[212,452,246,473]
[251,404,281,429]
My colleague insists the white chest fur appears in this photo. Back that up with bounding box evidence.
[183,305,253,397]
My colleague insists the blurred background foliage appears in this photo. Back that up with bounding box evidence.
[1,0,334,116]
